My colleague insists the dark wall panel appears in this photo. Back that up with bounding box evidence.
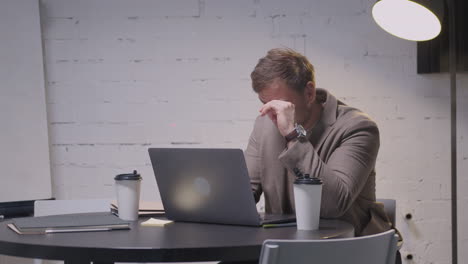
[417,0,468,73]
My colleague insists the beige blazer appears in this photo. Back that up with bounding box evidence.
[245,88,391,236]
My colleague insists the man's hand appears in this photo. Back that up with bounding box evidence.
[259,100,295,137]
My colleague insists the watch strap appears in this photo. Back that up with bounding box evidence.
[285,128,299,143]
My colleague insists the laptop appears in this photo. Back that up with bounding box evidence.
[148,148,296,226]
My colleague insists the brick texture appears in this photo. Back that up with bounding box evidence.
[39,0,468,263]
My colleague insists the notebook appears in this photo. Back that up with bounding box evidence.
[8,212,130,235]
[148,148,295,226]
[110,200,165,217]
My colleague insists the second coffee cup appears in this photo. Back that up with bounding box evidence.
[293,174,323,230]
[114,170,142,221]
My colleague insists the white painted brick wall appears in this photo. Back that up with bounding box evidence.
[26,0,468,263]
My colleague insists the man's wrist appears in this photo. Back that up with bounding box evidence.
[284,123,307,143]
[284,125,295,137]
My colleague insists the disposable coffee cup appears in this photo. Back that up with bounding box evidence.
[293,174,323,230]
[114,170,142,221]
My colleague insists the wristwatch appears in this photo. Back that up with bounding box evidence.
[285,123,307,143]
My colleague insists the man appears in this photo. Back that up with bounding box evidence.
[245,48,392,236]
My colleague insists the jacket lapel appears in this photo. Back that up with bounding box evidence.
[309,89,338,152]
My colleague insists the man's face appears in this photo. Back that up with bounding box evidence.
[257,79,311,125]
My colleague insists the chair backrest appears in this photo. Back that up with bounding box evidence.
[34,199,110,217]
[259,229,397,264]
[377,198,396,227]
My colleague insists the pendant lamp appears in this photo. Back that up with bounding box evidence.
[372,0,444,41]
[372,1,458,264]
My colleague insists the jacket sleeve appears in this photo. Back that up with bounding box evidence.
[278,118,380,218]
[244,116,263,203]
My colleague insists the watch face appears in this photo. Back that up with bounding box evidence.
[285,124,308,143]
[296,124,307,137]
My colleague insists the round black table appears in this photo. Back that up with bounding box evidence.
[0,218,354,264]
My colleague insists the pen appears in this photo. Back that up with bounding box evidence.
[45,228,112,234]
[262,222,297,228]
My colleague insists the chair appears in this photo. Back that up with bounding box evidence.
[377,198,403,257]
[377,198,396,227]
[259,229,398,264]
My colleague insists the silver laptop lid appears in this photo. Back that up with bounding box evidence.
[148,148,261,226]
